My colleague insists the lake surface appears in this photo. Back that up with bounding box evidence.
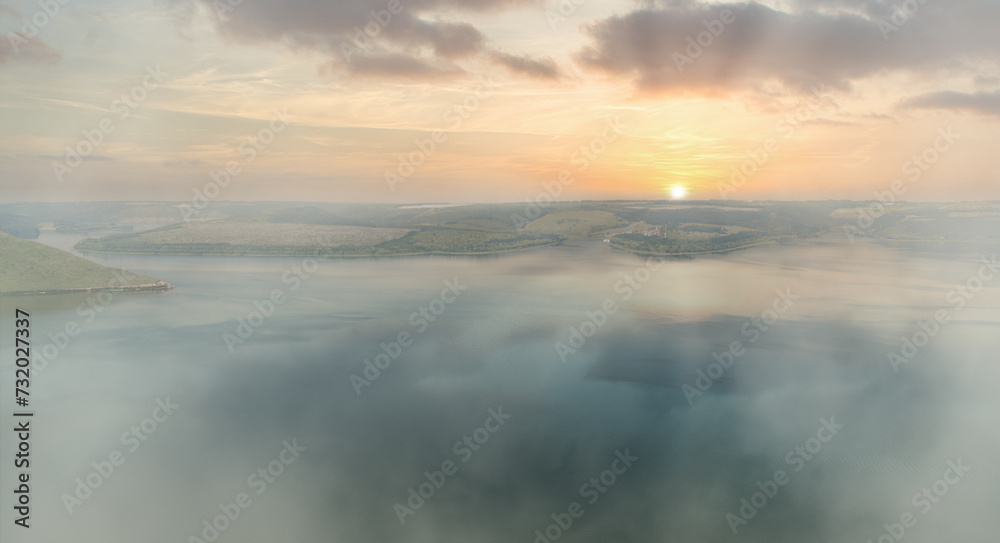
[2,235,999,543]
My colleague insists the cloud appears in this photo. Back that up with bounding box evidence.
[176,0,534,80]
[973,75,999,88]
[903,90,1000,117]
[37,154,113,161]
[395,19,484,59]
[490,51,560,79]
[575,1,1000,96]
[0,33,61,65]
[326,52,464,80]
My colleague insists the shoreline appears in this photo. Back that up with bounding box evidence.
[607,239,781,256]
[73,237,786,259]
[1,280,174,297]
[72,241,567,259]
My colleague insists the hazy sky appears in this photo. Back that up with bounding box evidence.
[1,0,998,203]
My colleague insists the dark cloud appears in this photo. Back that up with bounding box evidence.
[904,90,1000,117]
[490,51,560,79]
[575,1,1000,96]
[326,52,465,80]
[973,75,999,88]
[398,19,484,59]
[177,0,533,80]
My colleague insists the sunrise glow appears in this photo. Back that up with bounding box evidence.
[0,0,996,204]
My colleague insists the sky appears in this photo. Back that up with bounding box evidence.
[0,0,998,203]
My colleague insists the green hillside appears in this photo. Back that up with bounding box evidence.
[523,210,627,237]
[0,233,171,295]
[57,200,1000,258]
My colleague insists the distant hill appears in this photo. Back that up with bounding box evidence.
[0,213,40,239]
[54,200,1000,258]
[0,233,171,295]
[74,221,425,256]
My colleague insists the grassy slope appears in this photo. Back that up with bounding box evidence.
[121,222,410,246]
[0,233,165,294]
[523,210,627,237]
[75,205,563,256]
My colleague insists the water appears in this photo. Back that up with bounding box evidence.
[2,236,999,543]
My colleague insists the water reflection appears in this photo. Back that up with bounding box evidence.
[1,238,998,543]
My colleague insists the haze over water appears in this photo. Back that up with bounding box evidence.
[2,235,998,543]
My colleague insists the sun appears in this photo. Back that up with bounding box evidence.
[670,186,687,200]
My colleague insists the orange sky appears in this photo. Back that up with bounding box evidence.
[1,0,998,203]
